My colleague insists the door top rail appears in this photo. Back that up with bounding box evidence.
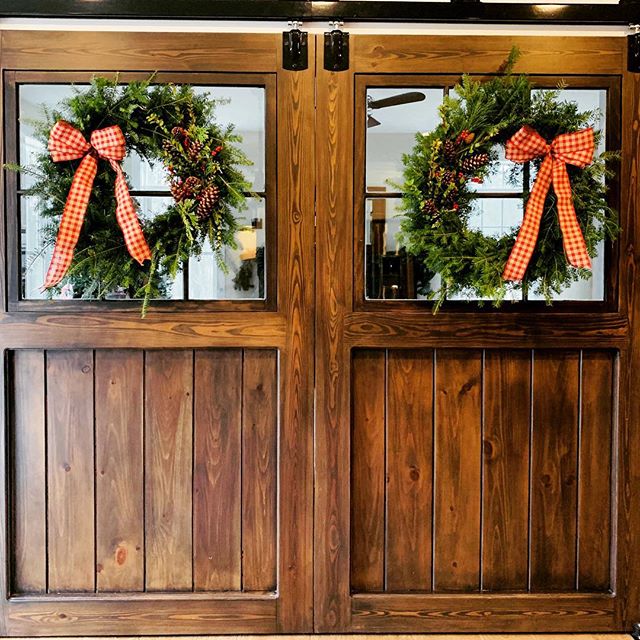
[0,0,638,25]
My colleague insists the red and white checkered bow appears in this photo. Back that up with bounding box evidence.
[502,125,594,282]
[42,120,151,289]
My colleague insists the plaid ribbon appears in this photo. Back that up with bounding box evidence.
[42,120,151,289]
[502,125,594,282]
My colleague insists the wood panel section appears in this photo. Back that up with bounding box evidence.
[11,350,46,594]
[385,350,433,592]
[434,350,483,592]
[482,351,531,591]
[242,350,278,592]
[46,350,95,593]
[314,54,355,631]
[530,351,580,591]
[276,38,316,630]
[0,31,278,72]
[344,312,629,350]
[4,596,278,636]
[352,36,624,75]
[0,312,287,351]
[351,593,616,633]
[350,350,386,593]
[578,351,614,592]
[144,350,193,592]
[94,350,144,592]
[193,350,242,591]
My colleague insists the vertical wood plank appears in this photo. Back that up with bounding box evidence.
[47,350,95,593]
[12,350,46,593]
[242,350,278,591]
[434,349,482,592]
[145,350,193,592]
[385,349,433,592]
[530,350,580,591]
[578,350,614,592]
[482,350,531,591]
[193,350,242,591]
[350,350,386,593]
[95,350,144,592]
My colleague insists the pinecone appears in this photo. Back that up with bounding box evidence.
[171,126,188,141]
[188,141,204,161]
[442,169,457,185]
[442,139,458,163]
[460,152,490,173]
[196,185,221,219]
[162,138,175,153]
[422,199,438,217]
[171,176,201,202]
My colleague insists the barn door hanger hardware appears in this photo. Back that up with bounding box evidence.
[632,622,640,640]
[324,21,350,72]
[629,23,640,73]
[283,20,308,71]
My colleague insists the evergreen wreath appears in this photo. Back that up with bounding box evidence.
[399,50,619,310]
[10,75,251,313]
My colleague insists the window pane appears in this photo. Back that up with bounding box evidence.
[17,82,268,304]
[366,88,443,191]
[365,197,435,300]
[188,197,266,300]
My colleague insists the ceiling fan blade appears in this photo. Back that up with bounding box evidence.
[369,91,426,110]
[367,115,381,128]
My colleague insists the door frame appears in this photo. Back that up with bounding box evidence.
[314,34,640,634]
[0,30,315,635]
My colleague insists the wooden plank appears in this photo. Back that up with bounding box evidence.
[433,350,482,592]
[344,312,629,350]
[352,35,624,75]
[385,349,433,592]
[46,350,95,592]
[482,350,531,591]
[193,350,242,591]
[145,350,193,592]
[578,351,614,592]
[94,350,144,592]
[242,350,278,592]
[530,350,580,591]
[11,350,46,594]
[276,46,316,631]
[350,350,386,593]
[351,592,616,633]
[0,31,279,72]
[4,596,277,636]
[0,313,287,351]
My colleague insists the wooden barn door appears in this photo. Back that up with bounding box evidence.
[315,35,640,634]
[0,31,315,635]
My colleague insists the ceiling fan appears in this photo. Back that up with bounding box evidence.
[367,91,426,128]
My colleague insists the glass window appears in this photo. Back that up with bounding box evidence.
[17,82,267,302]
[363,84,610,304]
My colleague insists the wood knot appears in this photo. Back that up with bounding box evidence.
[63,463,71,473]
[116,546,127,566]
[81,365,91,374]
[409,466,420,481]
[541,474,552,487]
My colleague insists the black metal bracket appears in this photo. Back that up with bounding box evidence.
[632,622,640,640]
[324,21,349,72]
[629,25,640,73]
[283,20,308,71]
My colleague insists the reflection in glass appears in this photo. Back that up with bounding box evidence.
[17,82,267,302]
[366,88,443,190]
[189,198,266,300]
[363,85,610,303]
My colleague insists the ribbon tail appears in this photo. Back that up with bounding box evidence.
[502,156,553,282]
[42,154,98,289]
[553,160,591,270]
[111,161,152,265]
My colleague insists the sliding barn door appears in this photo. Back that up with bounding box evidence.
[315,35,640,634]
[0,31,314,635]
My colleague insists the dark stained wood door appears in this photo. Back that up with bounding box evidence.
[0,31,315,635]
[315,34,640,634]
